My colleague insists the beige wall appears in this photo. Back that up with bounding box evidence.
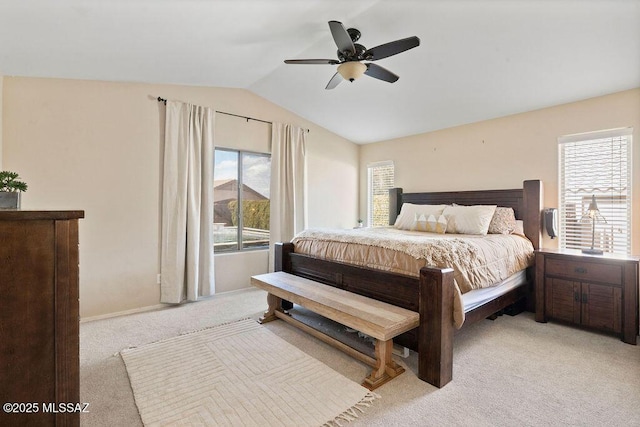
[5,76,636,319]
[2,77,359,318]
[360,88,640,253]
[0,74,3,166]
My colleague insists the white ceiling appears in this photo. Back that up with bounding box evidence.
[0,0,638,144]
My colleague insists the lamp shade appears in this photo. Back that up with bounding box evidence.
[586,195,599,216]
[337,62,367,82]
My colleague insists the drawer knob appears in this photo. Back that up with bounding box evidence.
[574,267,587,274]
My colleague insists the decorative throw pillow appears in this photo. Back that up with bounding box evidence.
[411,213,448,233]
[426,214,448,234]
[412,213,428,231]
[442,205,497,235]
[488,207,517,234]
[394,203,447,230]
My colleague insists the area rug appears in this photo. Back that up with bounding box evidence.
[121,318,378,426]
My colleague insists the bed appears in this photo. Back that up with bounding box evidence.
[273,179,543,387]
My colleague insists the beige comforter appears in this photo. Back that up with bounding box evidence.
[291,227,534,327]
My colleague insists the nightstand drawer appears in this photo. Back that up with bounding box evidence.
[545,258,622,285]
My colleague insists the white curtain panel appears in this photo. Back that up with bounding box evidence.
[269,123,307,271]
[160,101,215,303]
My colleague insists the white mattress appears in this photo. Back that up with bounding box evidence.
[462,269,527,313]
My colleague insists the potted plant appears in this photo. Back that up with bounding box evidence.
[0,171,28,209]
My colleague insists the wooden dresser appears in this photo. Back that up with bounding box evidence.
[0,210,84,426]
[535,248,639,344]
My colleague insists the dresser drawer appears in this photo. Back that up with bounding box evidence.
[545,257,622,285]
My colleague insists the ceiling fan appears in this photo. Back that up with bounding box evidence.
[284,20,420,90]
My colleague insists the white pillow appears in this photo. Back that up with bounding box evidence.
[442,205,497,235]
[513,220,525,236]
[394,203,447,230]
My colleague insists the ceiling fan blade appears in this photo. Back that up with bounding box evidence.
[325,72,343,90]
[328,20,355,55]
[364,63,399,83]
[284,59,340,65]
[365,36,420,61]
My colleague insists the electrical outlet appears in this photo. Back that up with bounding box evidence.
[157,274,161,285]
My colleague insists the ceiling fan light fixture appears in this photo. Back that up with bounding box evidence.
[337,61,367,82]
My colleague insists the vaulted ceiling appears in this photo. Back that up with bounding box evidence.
[1,0,638,143]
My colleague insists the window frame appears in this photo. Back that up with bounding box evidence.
[557,127,633,256]
[213,147,271,253]
[367,161,395,227]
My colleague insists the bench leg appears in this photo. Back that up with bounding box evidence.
[362,339,405,390]
[259,293,282,324]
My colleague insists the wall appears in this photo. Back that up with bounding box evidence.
[0,74,3,166]
[360,88,640,253]
[2,77,359,318]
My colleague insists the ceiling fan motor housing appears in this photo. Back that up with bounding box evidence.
[337,43,367,62]
[347,28,361,42]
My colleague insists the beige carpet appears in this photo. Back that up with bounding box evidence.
[120,318,378,426]
[81,288,640,427]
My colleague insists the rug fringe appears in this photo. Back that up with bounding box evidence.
[322,391,381,427]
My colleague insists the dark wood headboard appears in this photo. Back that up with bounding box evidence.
[389,179,543,249]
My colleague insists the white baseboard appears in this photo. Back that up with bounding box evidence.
[79,287,263,323]
[80,303,168,323]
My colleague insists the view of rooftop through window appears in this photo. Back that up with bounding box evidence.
[213,149,271,252]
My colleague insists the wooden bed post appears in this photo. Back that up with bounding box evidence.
[523,179,543,312]
[388,187,403,225]
[418,266,455,388]
[274,242,294,272]
[274,242,294,310]
[523,179,543,250]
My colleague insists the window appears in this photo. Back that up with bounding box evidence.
[213,148,271,252]
[558,128,632,255]
[367,161,394,227]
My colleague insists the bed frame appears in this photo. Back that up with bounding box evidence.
[274,179,543,388]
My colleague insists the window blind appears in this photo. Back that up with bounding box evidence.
[367,161,394,227]
[558,128,632,255]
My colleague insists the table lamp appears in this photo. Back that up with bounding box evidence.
[582,195,606,255]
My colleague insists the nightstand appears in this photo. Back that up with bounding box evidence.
[535,248,639,344]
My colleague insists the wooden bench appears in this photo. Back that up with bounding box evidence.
[251,271,420,390]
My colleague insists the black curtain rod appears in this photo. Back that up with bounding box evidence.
[157,97,309,132]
